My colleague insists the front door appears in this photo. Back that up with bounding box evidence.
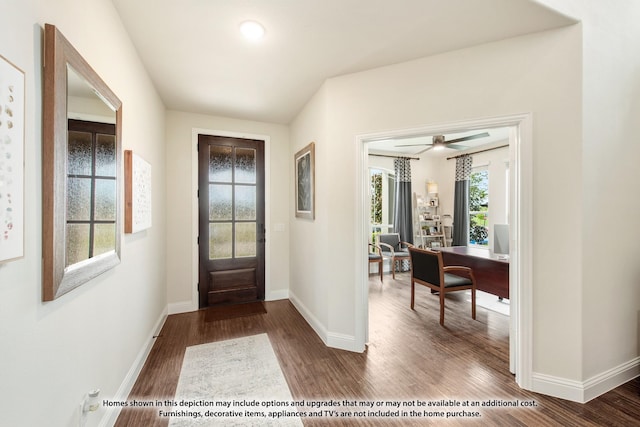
[198,135,265,308]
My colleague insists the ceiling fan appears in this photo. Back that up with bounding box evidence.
[395,132,490,154]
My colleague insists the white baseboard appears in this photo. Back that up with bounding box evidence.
[288,291,328,345]
[288,291,358,352]
[532,356,640,403]
[99,307,168,427]
[582,356,640,402]
[168,300,195,315]
[531,373,584,402]
[327,332,358,351]
[266,289,289,301]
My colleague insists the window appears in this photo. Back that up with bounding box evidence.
[370,168,395,241]
[469,166,489,246]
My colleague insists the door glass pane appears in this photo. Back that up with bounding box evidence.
[209,146,232,183]
[235,185,256,220]
[66,223,90,266]
[209,223,232,259]
[93,223,116,257]
[235,222,256,257]
[94,179,116,220]
[95,134,116,177]
[67,131,92,175]
[235,148,256,184]
[209,184,232,221]
[67,177,91,221]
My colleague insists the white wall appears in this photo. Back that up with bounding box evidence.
[411,155,442,205]
[0,1,167,426]
[164,111,291,311]
[536,0,640,394]
[290,26,584,380]
[288,83,332,343]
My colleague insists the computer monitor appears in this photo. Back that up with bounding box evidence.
[494,224,509,255]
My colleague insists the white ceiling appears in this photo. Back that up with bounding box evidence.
[111,0,574,124]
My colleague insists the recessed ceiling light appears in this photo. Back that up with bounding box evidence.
[240,21,265,41]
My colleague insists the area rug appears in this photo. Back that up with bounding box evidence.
[204,302,266,322]
[168,334,303,426]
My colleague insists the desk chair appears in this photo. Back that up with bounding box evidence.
[378,233,413,279]
[408,247,476,326]
[368,243,384,281]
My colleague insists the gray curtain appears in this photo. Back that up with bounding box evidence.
[393,157,413,245]
[453,155,473,246]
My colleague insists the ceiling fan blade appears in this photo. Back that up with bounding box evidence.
[415,146,433,155]
[445,143,468,150]
[445,132,490,144]
[394,143,431,147]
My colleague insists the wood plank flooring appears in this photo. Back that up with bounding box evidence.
[115,273,640,426]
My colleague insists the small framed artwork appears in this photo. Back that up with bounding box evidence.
[295,142,315,219]
[124,150,152,233]
[0,54,25,263]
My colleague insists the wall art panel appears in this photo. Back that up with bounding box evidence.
[125,150,152,233]
[0,54,24,263]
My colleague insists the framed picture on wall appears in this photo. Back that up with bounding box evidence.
[294,142,315,220]
[124,150,152,233]
[0,53,25,263]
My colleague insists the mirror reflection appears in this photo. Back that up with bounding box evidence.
[66,65,117,267]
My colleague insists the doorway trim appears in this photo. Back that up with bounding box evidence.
[189,128,271,312]
[354,113,533,390]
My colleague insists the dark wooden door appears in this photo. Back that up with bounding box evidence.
[198,135,265,308]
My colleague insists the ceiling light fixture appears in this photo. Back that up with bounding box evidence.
[240,20,265,41]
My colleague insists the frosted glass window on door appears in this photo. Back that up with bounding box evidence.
[209,145,232,183]
[209,223,232,259]
[67,177,92,220]
[95,134,116,177]
[235,222,256,257]
[235,148,256,184]
[235,185,256,220]
[94,179,116,220]
[209,184,232,221]
[66,122,117,266]
[66,223,90,266]
[67,131,92,175]
[93,223,116,257]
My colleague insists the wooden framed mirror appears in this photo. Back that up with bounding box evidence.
[42,24,122,301]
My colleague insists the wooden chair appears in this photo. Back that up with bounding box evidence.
[368,243,384,281]
[408,246,476,326]
[378,233,414,279]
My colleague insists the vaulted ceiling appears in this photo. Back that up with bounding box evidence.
[111,0,575,124]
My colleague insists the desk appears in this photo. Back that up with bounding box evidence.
[437,246,509,299]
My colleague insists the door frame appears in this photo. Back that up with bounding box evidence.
[354,113,533,390]
[189,128,271,312]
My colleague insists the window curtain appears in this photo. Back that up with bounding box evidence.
[393,157,413,245]
[453,155,473,246]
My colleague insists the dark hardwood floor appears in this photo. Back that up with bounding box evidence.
[115,273,640,426]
